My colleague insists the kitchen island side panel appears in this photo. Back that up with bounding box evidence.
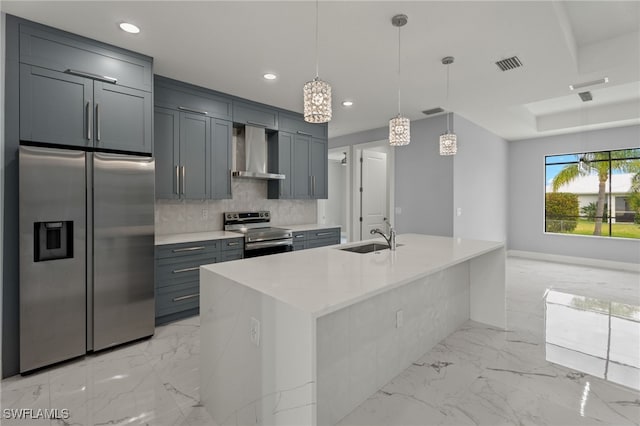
[200,268,316,426]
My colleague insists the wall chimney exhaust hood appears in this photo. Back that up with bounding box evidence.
[231,125,285,180]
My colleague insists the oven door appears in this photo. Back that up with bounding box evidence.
[244,239,293,258]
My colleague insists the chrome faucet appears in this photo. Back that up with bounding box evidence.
[370,219,396,251]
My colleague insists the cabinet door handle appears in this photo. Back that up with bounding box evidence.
[296,131,312,137]
[295,234,305,239]
[86,101,91,140]
[172,266,200,274]
[246,121,267,128]
[227,241,240,246]
[312,176,316,196]
[178,106,208,115]
[96,103,101,142]
[316,232,332,236]
[173,293,199,302]
[65,69,117,84]
[175,166,180,195]
[172,246,205,253]
[181,166,186,195]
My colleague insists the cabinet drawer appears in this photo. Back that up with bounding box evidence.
[307,237,340,249]
[293,242,307,251]
[155,77,233,121]
[19,22,152,92]
[306,228,340,241]
[279,112,327,139]
[293,231,307,241]
[233,101,278,129]
[220,250,243,262]
[156,282,199,317]
[220,237,244,251]
[156,240,219,259]
[156,255,217,287]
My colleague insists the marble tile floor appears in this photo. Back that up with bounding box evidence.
[1,257,639,426]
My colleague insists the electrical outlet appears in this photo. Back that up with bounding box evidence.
[201,209,208,220]
[250,317,260,347]
[395,206,402,215]
[396,310,403,328]
[456,207,462,217]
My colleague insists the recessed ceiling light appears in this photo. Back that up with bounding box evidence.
[263,73,277,80]
[341,100,354,107]
[569,77,608,91]
[119,22,140,34]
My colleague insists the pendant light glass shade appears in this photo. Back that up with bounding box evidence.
[304,77,332,123]
[303,0,332,124]
[389,115,410,146]
[389,14,409,147]
[439,132,457,155]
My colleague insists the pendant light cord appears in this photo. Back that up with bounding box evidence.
[315,0,319,78]
[446,63,450,132]
[397,25,401,116]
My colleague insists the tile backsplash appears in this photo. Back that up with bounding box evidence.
[155,179,317,235]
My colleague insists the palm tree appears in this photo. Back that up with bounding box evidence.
[552,150,640,236]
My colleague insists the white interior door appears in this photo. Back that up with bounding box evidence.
[360,149,388,240]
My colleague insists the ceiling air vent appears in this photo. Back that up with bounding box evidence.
[495,56,523,71]
[579,91,593,102]
[422,107,445,116]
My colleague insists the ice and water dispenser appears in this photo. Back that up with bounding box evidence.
[33,221,73,262]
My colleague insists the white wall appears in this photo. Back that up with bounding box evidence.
[454,115,508,242]
[323,159,346,229]
[508,125,640,264]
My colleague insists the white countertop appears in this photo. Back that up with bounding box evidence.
[201,234,504,317]
[155,231,242,246]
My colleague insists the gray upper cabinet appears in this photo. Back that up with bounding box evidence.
[279,112,327,139]
[155,76,232,121]
[154,107,180,199]
[17,18,153,154]
[292,133,312,199]
[20,64,93,148]
[233,101,278,130]
[154,78,233,200]
[310,137,328,199]
[180,113,210,199]
[93,82,152,153]
[210,119,232,199]
[267,132,293,199]
[19,22,152,92]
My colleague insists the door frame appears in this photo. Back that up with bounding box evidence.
[351,140,395,242]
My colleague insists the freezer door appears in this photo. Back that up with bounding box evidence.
[92,152,155,351]
[19,146,87,372]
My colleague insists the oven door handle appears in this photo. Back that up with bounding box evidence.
[244,239,293,250]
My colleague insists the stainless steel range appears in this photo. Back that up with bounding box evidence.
[224,211,293,258]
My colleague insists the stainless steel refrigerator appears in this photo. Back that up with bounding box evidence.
[19,145,155,373]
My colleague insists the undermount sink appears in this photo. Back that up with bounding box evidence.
[339,242,403,254]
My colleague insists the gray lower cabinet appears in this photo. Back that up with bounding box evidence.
[155,237,243,325]
[154,80,233,200]
[292,228,340,251]
[20,64,152,153]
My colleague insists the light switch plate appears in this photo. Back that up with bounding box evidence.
[202,209,208,220]
[456,207,462,217]
[396,310,403,328]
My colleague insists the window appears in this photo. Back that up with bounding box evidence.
[544,148,640,239]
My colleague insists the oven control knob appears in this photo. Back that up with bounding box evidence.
[234,213,239,219]
[226,214,232,219]
[259,212,264,217]
[264,212,269,218]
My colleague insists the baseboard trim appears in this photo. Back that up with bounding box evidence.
[507,250,640,273]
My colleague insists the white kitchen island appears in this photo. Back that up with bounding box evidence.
[200,234,505,426]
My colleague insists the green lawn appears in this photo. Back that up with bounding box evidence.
[568,219,640,239]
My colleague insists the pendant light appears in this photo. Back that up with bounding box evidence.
[439,56,457,155]
[389,14,410,146]
[303,0,332,123]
